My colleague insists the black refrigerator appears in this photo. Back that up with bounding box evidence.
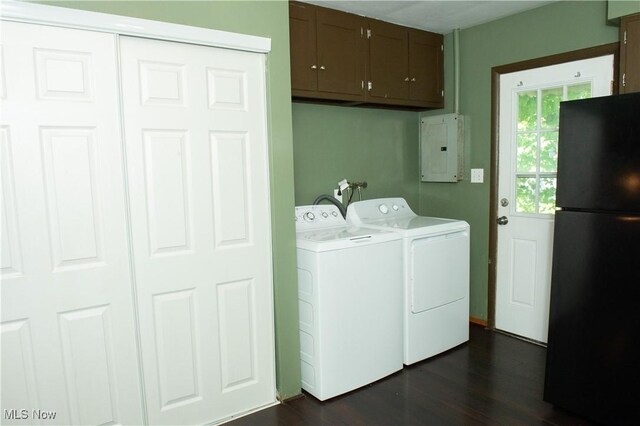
[544,92,640,425]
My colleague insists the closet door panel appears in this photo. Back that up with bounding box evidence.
[120,36,276,425]
[0,21,144,425]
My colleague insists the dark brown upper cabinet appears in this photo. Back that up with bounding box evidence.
[289,1,444,109]
[408,29,444,104]
[289,1,317,92]
[368,20,409,102]
[367,20,444,107]
[289,1,366,102]
[620,13,640,94]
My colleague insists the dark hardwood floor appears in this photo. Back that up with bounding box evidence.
[230,325,594,425]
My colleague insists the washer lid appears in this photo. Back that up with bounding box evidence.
[296,225,400,252]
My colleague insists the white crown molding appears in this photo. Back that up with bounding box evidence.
[0,0,271,53]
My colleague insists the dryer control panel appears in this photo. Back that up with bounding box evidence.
[348,197,415,223]
[295,205,345,232]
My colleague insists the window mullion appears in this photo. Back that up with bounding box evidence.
[535,88,542,213]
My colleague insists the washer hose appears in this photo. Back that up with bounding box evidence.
[313,194,347,219]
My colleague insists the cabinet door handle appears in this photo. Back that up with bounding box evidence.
[411,77,416,82]
[404,77,409,81]
[320,65,326,70]
[311,65,317,69]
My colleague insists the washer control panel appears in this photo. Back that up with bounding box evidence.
[295,205,345,232]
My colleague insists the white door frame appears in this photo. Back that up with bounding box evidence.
[487,44,619,330]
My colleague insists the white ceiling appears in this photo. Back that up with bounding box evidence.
[302,1,557,34]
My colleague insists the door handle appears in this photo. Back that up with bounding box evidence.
[497,216,509,225]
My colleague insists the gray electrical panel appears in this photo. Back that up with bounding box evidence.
[420,113,464,182]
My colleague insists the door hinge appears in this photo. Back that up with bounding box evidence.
[624,30,627,44]
[367,29,371,39]
[367,81,373,91]
[361,80,364,90]
[441,90,444,97]
[441,44,444,52]
[622,73,626,87]
[360,27,363,37]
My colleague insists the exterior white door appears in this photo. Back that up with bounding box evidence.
[496,55,613,342]
[0,22,144,425]
[119,36,276,424]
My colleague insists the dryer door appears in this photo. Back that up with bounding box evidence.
[410,230,469,313]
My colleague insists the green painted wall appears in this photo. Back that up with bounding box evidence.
[419,1,619,320]
[608,0,640,20]
[292,103,420,207]
[37,0,301,398]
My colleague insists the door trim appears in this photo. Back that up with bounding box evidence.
[487,43,619,329]
[0,0,270,53]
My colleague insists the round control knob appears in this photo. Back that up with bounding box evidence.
[304,212,315,222]
[322,212,328,218]
[379,204,389,214]
[392,204,399,211]
[331,211,338,217]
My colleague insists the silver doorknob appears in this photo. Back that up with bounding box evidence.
[497,216,509,225]
[311,65,317,69]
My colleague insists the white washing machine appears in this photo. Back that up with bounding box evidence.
[347,197,470,365]
[295,204,403,400]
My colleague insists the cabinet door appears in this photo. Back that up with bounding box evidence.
[620,13,640,94]
[368,20,409,102]
[316,7,366,99]
[1,21,144,425]
[409,29,444,105]
[120,36,276,425]
[289,1,317,93]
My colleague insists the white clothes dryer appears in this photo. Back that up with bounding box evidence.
[347,198,470,365]
[295,204,403,400]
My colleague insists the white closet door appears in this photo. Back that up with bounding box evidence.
[119,36,276,424]
[0,22,144,425]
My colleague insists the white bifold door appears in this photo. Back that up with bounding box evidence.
[1,21,275,426]
[119,36,276,424]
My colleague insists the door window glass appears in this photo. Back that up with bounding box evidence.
[514,82,592,214]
